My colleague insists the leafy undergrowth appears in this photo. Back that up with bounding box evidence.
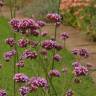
[0,17,96,96]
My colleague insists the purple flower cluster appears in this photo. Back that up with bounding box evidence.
[66,89,73,96]
[13,73,29,83]
[36,20,46,27]
[19,86,29,96]
[18,38,28,48]
[28,77,48,92]
[60,32,69,40]
[72,48,89,58]
[4,50,16,61]
[73,62,88,76]
[79,48,89,58]
[5,37,15,47]
[72,48,79,56]
[42,40,56,50]
[16,60,25,68]
[31,30,39,36]
[22,50,37,60]
[0,89,7,96]
[53,54,62,62]
[47,13,61,23]
[10,19,45,33]
[48,69,61,77]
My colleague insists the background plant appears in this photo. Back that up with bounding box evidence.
[61,0,96,41]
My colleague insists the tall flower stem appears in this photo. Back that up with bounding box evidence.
[9,0,13,18]
[52,0,61,69]
[12,0,19,95]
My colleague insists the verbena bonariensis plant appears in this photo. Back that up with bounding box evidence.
[3,12,90,96]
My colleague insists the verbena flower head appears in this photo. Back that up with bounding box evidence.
[5,37,15,47]
[60,32,69,40]
[0,89,7,96]
[48,69,61,77]
[19,86,29,96]
[28,77,48,92]
[22,50,37,60]
[36,20,46,27]
[73,62,88,76]
[13,73,29,83]
[42,40,56,50]
[72,62,81,67]
[16,60,25,68]
[10,18,40,33]
[66,89,74,96]
[10,18,20,31]
[31,30,39,36]
[18,38,28,48]
[72,48,89,58]
[53,54,62,62]
[72,48,79,56]
[47,13,61,22]
[79,48,89,58]
[4,50,16,61]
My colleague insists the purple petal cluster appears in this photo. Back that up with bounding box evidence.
[0,89,7,96]
[53,54,62,62]
[16,60,25,68]
[19,86,29,96]
[10,19,20,31]
[48,69,61,77]
[10,19,40,33]
[79,48,89,58]
[47,13,61,22]
[42,40,56,50]
[13,73,29,83]
[73,62,88,76]
[66,89,73,96]
[22,50,37,59]
[72,48,79,56]
[18,38,28,48]
[60,32,69,40]
[5,37,15,47]
[4,50,16,61]
[28,77,48,92]
[31,30,39,36]
[36,20,46,27]
[72,48,89,58]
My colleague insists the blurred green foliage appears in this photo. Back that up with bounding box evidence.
[22,0,60,19]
